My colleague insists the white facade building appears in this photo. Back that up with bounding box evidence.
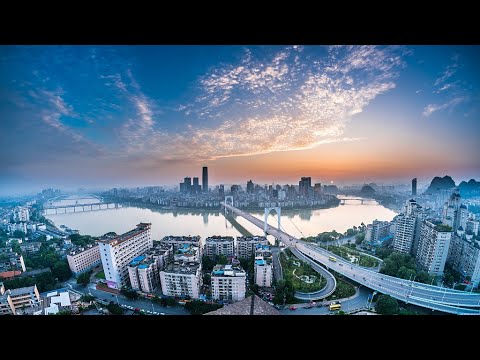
[160,261,201,299]
[416,220,452,276]
[365,220,390,244]
[128,255,158,293]
[205,236,235,258]
[67,244,101,276]
[211,264,246,302]
[98,223,152,289]
[13,207,30,222]
[236,236,269,259]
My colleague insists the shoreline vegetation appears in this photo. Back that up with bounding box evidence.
[100,197,342,213]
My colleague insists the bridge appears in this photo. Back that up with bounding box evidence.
[221,201,480,315]
[338,197,375,205]
[42,202,121,215]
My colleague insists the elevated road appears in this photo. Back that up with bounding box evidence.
[224,202,337,300]
[222,202,480,315]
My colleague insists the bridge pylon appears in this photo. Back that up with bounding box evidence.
[264,207,281,245]
[224,196,234,217]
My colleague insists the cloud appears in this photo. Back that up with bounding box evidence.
[422,97,465,117]
[433,55,459,88]
[160,45,404,161]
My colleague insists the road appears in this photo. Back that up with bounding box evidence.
[64,279,189,315]
[280,286,371,315]
[222,202,480,315]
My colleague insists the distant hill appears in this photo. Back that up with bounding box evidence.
[360,185,375,197]
[425,176,456,194]
[458,179,480,198]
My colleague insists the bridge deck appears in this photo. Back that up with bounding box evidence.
[222,202,480,315]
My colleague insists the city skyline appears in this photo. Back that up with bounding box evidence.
[1,45,480,195]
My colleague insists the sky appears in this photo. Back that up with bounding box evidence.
[1,45,479,195]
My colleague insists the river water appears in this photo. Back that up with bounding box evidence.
[45,195,397,244]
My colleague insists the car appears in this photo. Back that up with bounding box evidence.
[134,308,140,312]
[339,263,343,266]
[289,306,297,311]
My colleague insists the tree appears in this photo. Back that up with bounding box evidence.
[80,294,95,302]
[250,283,260,294]
[52,261,72,281]
[201,256,216,271]
[217,254,228,265]
[56,310,72,315]
[165,297,177,307]
[77,271,92,286]
[13,230,26,239]
[203,273,211,286]
[185,300,223,315]
[355,232,365,244]
[375,295,399,315]
[120,287,139,300]
[106,302,124,315]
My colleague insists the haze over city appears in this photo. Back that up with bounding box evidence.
[1,45,479,195]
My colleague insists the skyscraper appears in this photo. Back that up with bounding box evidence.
[298,177,312,197]
[412,178,417,196]
[184,177,192,193]
[193,177,199,194]
[202,166,208,192]
[247,180,254,194]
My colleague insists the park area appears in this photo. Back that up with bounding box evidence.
[280,250,326,292]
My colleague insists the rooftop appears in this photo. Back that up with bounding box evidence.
[163,261,200,275]
[97,223,151,246]
[212,264,246,277]
[161,235,200,243]
[9,285,37,296]
[205,294,279,315]
[237,236,268,242]
[68,243,98,256]
[206,236,234,242]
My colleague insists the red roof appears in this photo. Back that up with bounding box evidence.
[0,270,22,279]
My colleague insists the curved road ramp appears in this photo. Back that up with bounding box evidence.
[222,202,480,315]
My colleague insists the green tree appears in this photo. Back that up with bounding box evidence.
[13,230,26,239]
[217,254,228,265]
[201,256,216,271]
[203,273,211,286]
[185,300,223,315]
[120,287,139,300]
[52,261,72,281]
[77,271,92,286]
[106,302,124,315]
[375,295,399,315]
[165,297,177,307]
[355,232,365,244]
[56,310,72,315]
[80,294,95,302]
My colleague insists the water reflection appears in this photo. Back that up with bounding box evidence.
[47,195,397,244]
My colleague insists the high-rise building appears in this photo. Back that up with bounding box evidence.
[128,255,158,293]
[364,220,390,245]
[416,220,452,276]
[393,214,417,254]
[247,180,254,194]
[412,178,417,196]
[236,236,269,259]
[13,207,30,222]
[205,236,235,258]
[202,166,208,193]
[442,192,467,232]
[211,264,246,302]
[219,184,225,197]
[160,262,202,299]
[0,283,41,315]
[298,177,312,197]
[179,182,185,193]
[254,244,273,287]
[457,239,480,288]
[392,199,426,255]
[67,244,102,276]
[184,177,192,194]
[98,223,152,289]
[192,177,200,194]
[161,236,201,251]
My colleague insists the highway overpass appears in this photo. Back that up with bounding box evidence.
[221,202,480,315]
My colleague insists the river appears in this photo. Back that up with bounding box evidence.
[45,195,397,245]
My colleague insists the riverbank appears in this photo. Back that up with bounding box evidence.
[101,198,341,213]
